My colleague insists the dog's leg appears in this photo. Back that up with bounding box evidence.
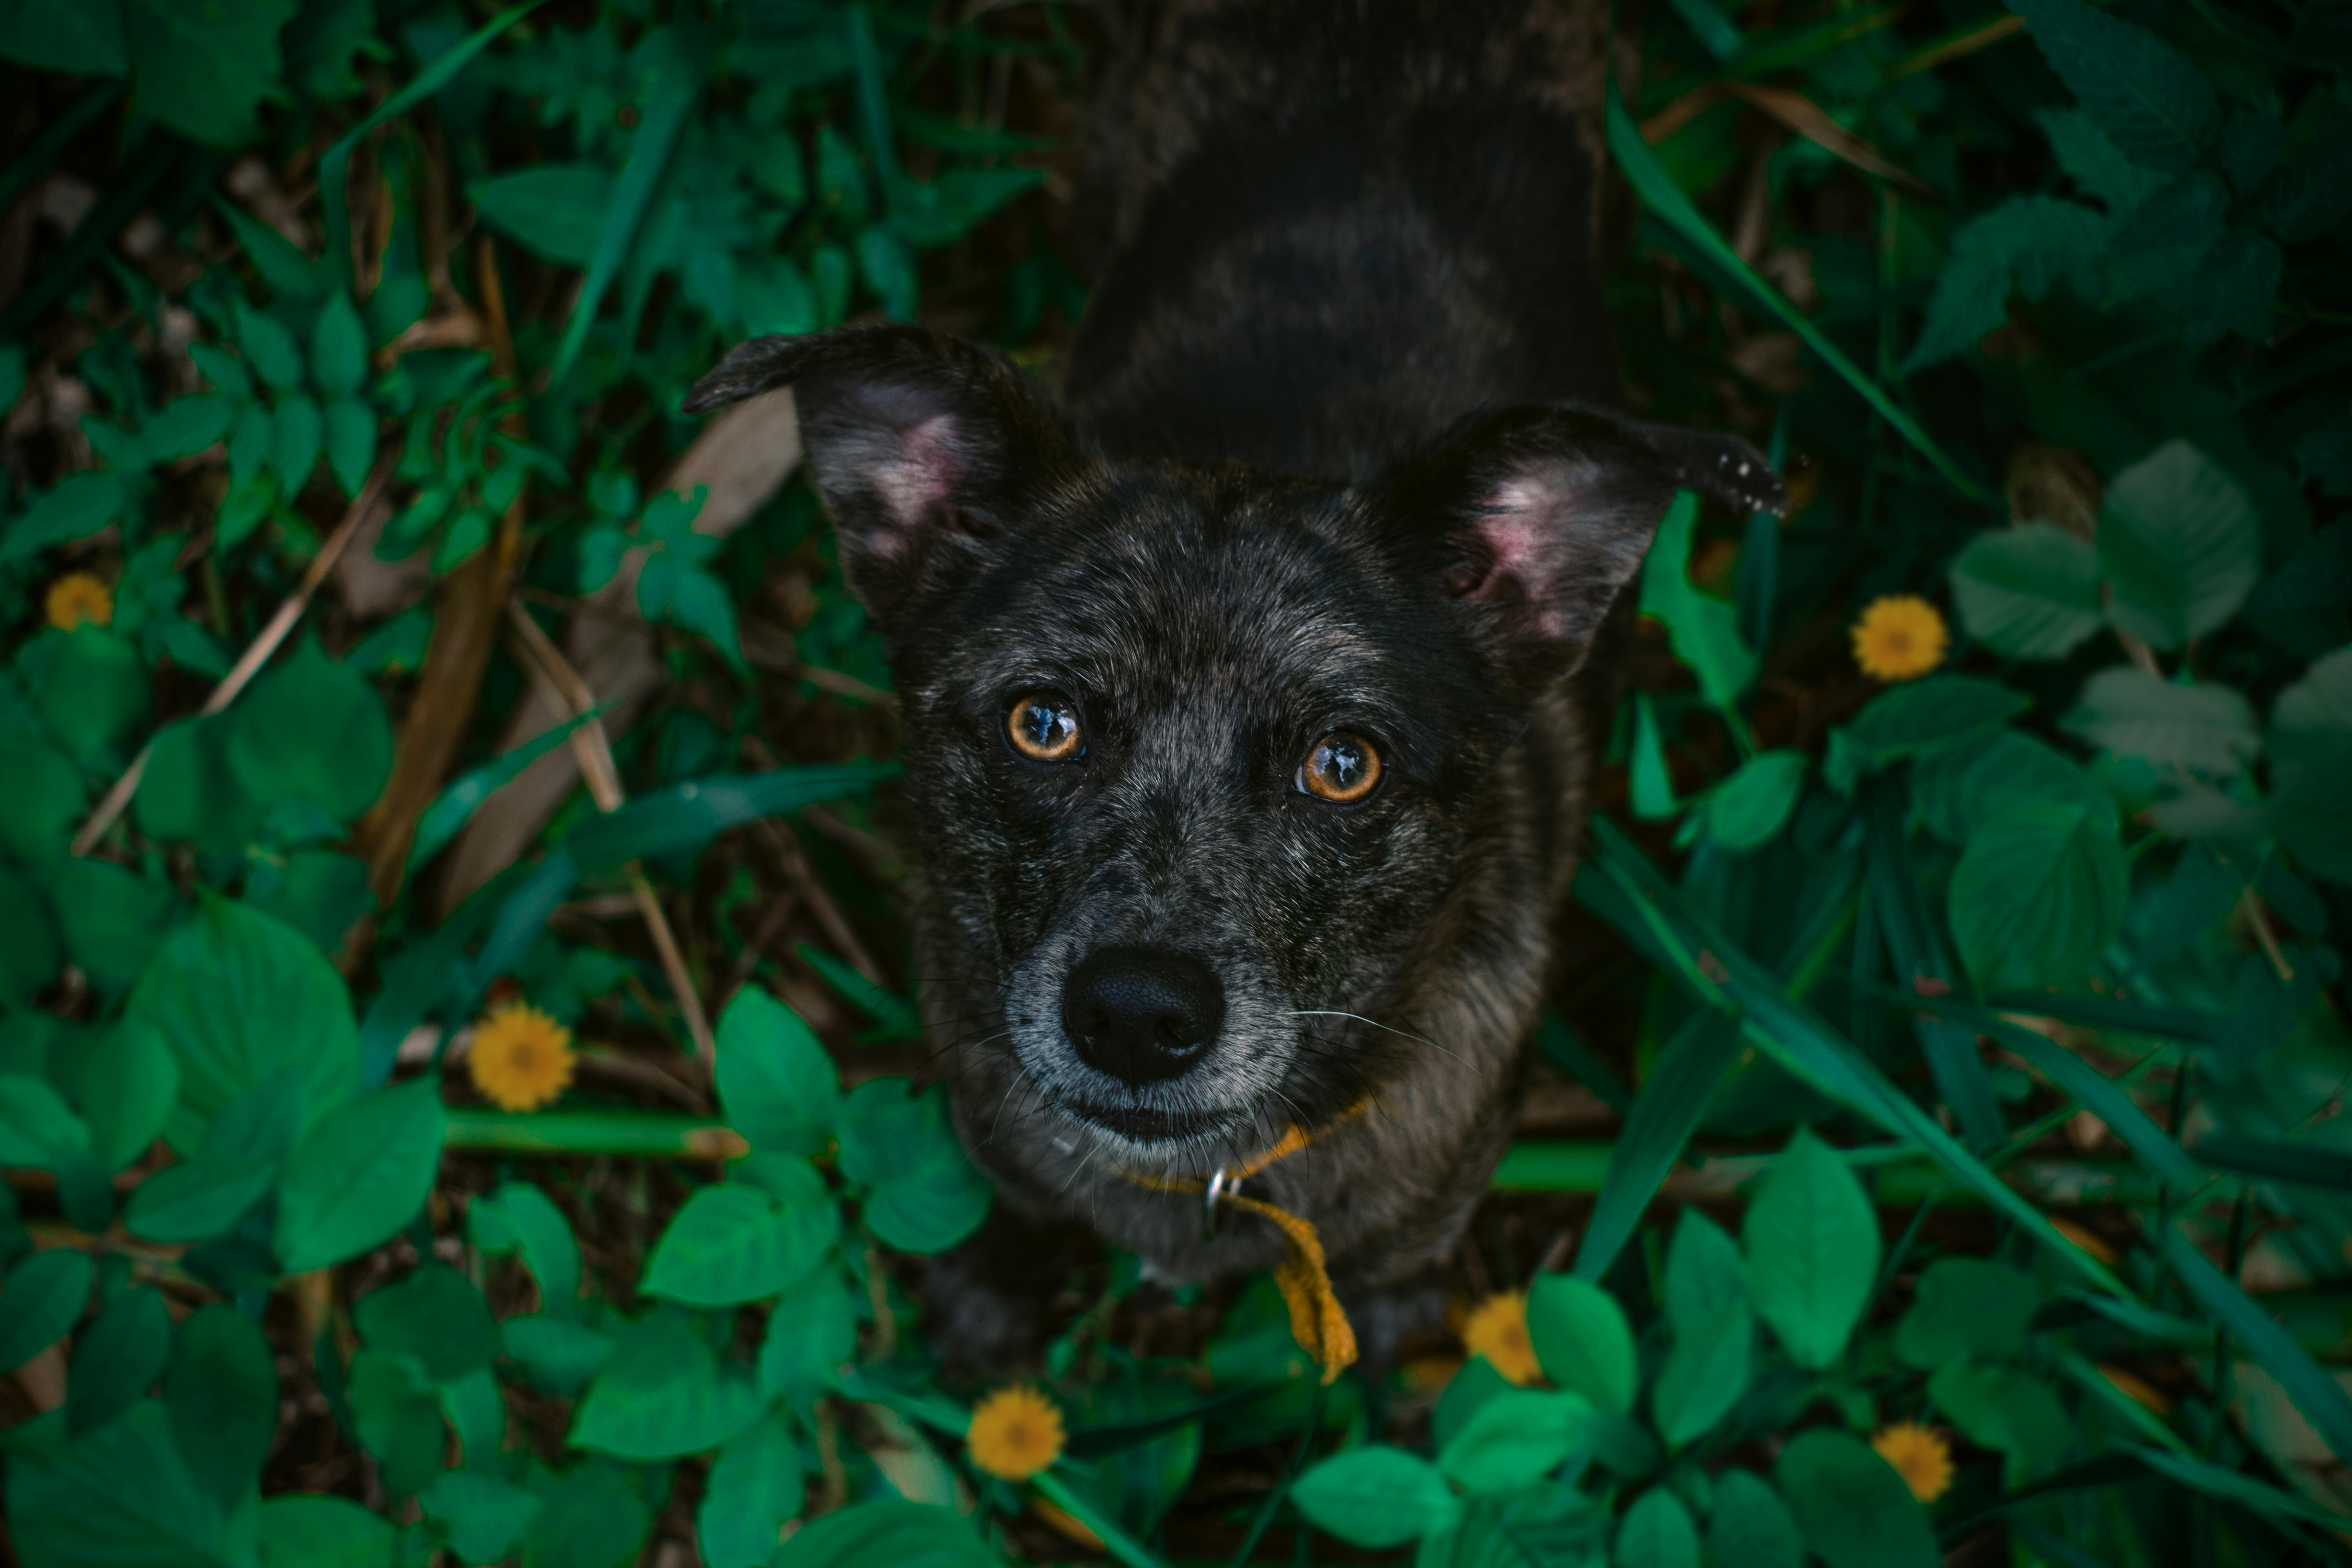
[917,1202,1099,1379]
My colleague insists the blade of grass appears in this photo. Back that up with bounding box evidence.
[2190,1134,2352,1191]
[1032,1469,1170,1568]
[1064,1385,1283,1460]
[1603,89,1992,503]
[548,27,702,387]
[563,764,900,869]
[2129,1444,2352,1534]
[1227,1379,1328,1568]
[1536,1012,1633,1113]
[319,0,545,295]
[1984,993,2235,1048]
[1639,2,1911,109]
[1579,817,2129,1295]
[407,705,606,873]
[847,4,906,202]
[1572,1011,1742,1281]
[2156,1224,2352,1461]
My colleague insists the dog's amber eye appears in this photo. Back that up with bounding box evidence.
[1297,733,1381,802]
[1007,693,1083,761]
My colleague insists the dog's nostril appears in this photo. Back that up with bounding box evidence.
[1062,947,1225,1087]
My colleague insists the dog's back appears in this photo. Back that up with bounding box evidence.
[1066,0,1622,479]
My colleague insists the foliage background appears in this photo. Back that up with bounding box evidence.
[0,0,2347,1564]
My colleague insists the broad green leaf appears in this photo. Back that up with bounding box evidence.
[7,1399,238,1568]
[1438,1389,1596,1494]
[65,1285,171,1437]
[1950,522,2105,659]
[271,394,324,495]
[234,300,305,389]
[837,1078,991,1254]
[354,1262,500,1384]
[129,895,359,1151]
[699,1411,806,1568]
[1741,1127,1879,1370]
[310,293,369,397]
[122,0,298,145]
[2269,647,2352,886]
[2014,0,2218,174]
[1651,1298,1751,1447]
[2099,441,2262,648]
[1824,676,2029,791]
[224,639,394,821]
[521,1457,661,1568]
[54,857,176,994]
[347,1345,445,1497]
[1927,1363,2072,1482]
[78,1021,178,1172]
[1640,491,1755,709]
[715,986,840,1156]
[324,397,376,498]
[1708,1470,1804,1568]
[758,1267,860,1409]
[1,472,131,564]
[0,865,60,1006]
[258,1494,396,1568]
[0,1249,93,1372]
[773,1500,1000,1568]
[570,1309,764,1461]
[1913,730,2113,848]
[0,2,125,71]
[468,1180,581,1314]
[1906,198,2110,371]
[0,724,80,870]
[1525,1275,1636,1412]
[274,1076,448,1272]
[0,1073,93,1170]
[1707,750,1807,853]
[501,1313,614,1398]
[35,626,149,761]
[140,395,236,463]
[1615,1486,1699,1568]
[1294,1444,1461,1547]
[1948,801,2129,991]
[1895,1258,2038,1369]
[1433,1356,1512,1450]
[422,1468,541,1567]
[641,1173,838,1307]
[2064,666,2258,777]
[165,1305,278,1512]
[474,165,615,266]
[1663,1209,1746,1335]
[1775,1429,1937,1568]
[125,1155,276,1243]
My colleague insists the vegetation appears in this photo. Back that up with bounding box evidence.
[0,0,2344,1564]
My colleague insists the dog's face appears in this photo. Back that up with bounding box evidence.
[688,327,1782,1162]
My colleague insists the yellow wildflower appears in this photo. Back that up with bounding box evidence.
[466,1002,575,1111]
[45,572,113,631]
[1871,1421,1955,1502]
[967,1385,1063,1481]
[1850,594,1948,682]
[1461,1289,1543,1387]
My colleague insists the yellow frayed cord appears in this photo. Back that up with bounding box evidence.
[1118,1102,1370,1384]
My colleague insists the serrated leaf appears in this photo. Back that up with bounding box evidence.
[2014,0,2218,175]
[1950,522,2105,659]
[1742,1127,1878,1370]
[235,300,305,389]
[1948,801,2129,991]
[1913,730,2114,848]
[141,395,235,463]
[2063,666,2259,777]
[123,0,299,146]
[2270,647,2352,886]
[1906,197,2109,370]
[2098,441,2263,648]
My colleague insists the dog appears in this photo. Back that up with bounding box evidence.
[685,0,1784,1369]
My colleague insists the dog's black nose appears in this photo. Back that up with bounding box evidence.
[1062,947,1225,1085]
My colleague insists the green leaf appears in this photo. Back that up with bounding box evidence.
[141,395,236,463]
[1652,1298,1752,1447]
[1438,1389,1597,1494]
[570,1309,764,1461]
[0,1249,92,1372]
[2156,1223,2352,1464]
[699,1410,806,1568]
[122,0,299,145]
[1741,1127,1879,1370]
[310,293,369,397]
[758,1267,859,1409]
[1640,492,1755,709]
[503,1311,614,1399]
[423,1468,541,1567]
[354,1262,500,1384]
[1927,1363,2072,1482]
[2,472,131,564]
[1948,801,2129,991]
[2269,647,2352,886]
[164,1304,278,1512]
[468,1180,581,1315]
[715,986,840,1156]
[1824,676,2029,792]
[1573,1012,1741,1284]
[347,1345,445,1497]
[0,1073,93,1170]
[409,708,600,873]
[2014,0,2218,175]
[1616,1486,1699,1568]
[1905,198,2109,371]
[1949,523,2105,660]
[78,1021,178,1172]
[259,1494,396,1568]
[8,1399,240,1568]
[641,1172,838,1307]
[1895,1258,2037,1369]
[323,396,376,498]
[66,1285,171,1436]
[214,197,325,302]
[474,165,615,267]
[125,1155,277,1243]
[129,895,359,1152]
[0,866,60,1007]
[2098,441,2263,649]
[1913,730,2114,848]
[225,639,394,820]
[270,394,324,495]
[0,2,125,72]
[2062,666,2259,777]
[1775,1429,1937,1568]
[234,300,305,389]
[1708,1470,1804,1568]
[227,402,274,479]
[36,626,150,761]
[773,1500,1001,1568]
[1525,1275,1637,1412]
[563,764,897,869]
[837,1078,991,1254]
[1663,1209,1746,1335]
[1629,693,1680,821]
[0,723,81,871]
[1294,1444,1461,1547]
[53,857,176,994]
[274,1076,449,1272]
[1707,750,1807,854]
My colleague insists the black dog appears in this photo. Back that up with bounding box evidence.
[687,0,1782,1368]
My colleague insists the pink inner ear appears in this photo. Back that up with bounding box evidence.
[869,414,965,554]
[1454,477,1564,604]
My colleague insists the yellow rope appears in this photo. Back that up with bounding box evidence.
[1115,1102,1370,1384]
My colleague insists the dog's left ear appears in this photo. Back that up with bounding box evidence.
[1383,405,1786,685]
[684,325,1078,633]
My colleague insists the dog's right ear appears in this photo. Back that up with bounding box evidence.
[685,325,1078,632]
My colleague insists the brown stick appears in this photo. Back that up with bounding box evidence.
[70,451,399,857]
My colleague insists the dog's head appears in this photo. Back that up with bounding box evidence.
[688,326,1782,1161]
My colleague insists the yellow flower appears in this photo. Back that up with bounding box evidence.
[1871,1421,1955,1502]
[466,1003,575,1111]
[967,1385,1063,1481]
[1850,594,1948,682]
[1461,1290,1543,1387]
[45,572,113,631]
